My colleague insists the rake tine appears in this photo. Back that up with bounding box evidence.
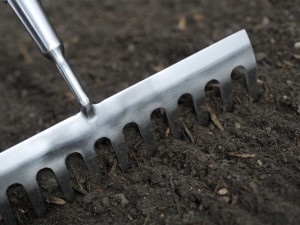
[81,149,102,184]
[166,107,182,139]
[245,67,258,100]
[191,89,207,122]
[52,165,75,202]
[111,134,129,170]
[25,180,46,217]
[138,119,157,156]
[219,77,233,112]
[0,192,16,225]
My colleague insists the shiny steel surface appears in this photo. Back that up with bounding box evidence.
[0,30,257,224]
[6,0,92,114]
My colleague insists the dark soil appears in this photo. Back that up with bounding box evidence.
[1,0,300,224]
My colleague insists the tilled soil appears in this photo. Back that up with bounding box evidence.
[1,0,300,225]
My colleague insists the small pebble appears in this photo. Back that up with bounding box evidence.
[127,213,133,221]
[128,44,135,52]
[129,208,138,216]
[282,156,288,163]
[79,178,85,184]
[209,124,215,131]
[262,17,270,26]
[235,122,241,129]
[217,188,228,196]
[115,193,129,207]
[265,126,272,132]
[270,38,275,44]
[257,160,263,166]
[256,17,270,30]
[102,196,110,206]
[294,42,300,49]
[83,193,94,204]
[249,181,258,194]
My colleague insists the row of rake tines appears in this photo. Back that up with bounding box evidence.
[0,67,251,224]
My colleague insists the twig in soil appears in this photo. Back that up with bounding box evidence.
[169,175,175,191]
[152,64,164,72]
[181,120,195,144]
[64,90,75,101]
[133,140,143,148]
[257,79,264,85]
[143,215,150,225]
[151,157,154,167]
[227,152,256,158]
[46,196,66,205]
[73,176,87,195]
[73,185,87,195]
[109,159,118,176]
[93,186,104,193]
[175,195,182,215]
[177,16,186,30]
[17,208,28,214]
[19,45,33,64]
[180,204,189,212]
[165,128,171,138]
[17,215,22,224]
[86,176,91,191]
[231,195,238,206]
[129,153,142,168]
[233,95,242,105]
[293,54,300,60]
[207,105,224,131]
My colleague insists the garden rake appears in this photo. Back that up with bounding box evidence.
[0,0,257,224]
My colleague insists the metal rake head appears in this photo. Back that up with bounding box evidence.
[0,30,257,224]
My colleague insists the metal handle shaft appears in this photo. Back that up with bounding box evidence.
[6,0,93,116]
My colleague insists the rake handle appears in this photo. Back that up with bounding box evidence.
[5,0,93,117]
